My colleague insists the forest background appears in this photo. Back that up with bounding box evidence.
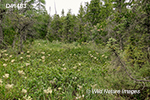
[0,0,150,99]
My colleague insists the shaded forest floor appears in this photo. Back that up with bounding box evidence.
[0,40,149,100]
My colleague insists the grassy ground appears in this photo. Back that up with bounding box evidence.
[0,40,149,100]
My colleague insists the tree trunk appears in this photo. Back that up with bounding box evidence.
[119,34,124,50]
[12,34,17,49]
[20,33,23,52]
[0,5,6,47]
[0,20,3,45]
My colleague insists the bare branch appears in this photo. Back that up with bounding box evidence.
[111,47,150,82]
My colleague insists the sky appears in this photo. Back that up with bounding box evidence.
[45,0,91,16]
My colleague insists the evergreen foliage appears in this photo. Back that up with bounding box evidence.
[0,0,150,99]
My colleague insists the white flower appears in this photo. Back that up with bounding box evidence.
[3,74,9,79]
[73,66,77,69]
[82,95,84,97]
[47,87,52,93]
[96,52,99,55]
[2,50,7,53]
[49,62,52,64]
[78,63,81,66]
[62,67,66,71]
[26,55,31,58]
[3,59,8,61]
[43,90,47,94]
[94,57,97,59]
[90,67,92,70]
[5,84,14,89]
[21,52,24,54]
[41,56,45,60]
[41,52,45,54]
[62,63,65,66]
[58,87,61,90]
[77,85,82,89]
[24,77,27,79]
[72,77,77,80]
[105,56,108,58]
[9,55,12,58]
[27,96,32,100]
[58,59,60,61]
[23,95,27,99]
[49,80,55,84]
[18,70,25,75]
[44,87,52,94]
[20,57,23,59]
[27,51,30,53]
[76,95,81,99]
[102,54,105,57]
[21,89,27,94]
[78,96,82,99]
[35,52,37,54]
[53,78,57,81]
[23,95,32,100]
[5,54,8,56]
[88,51,91,53]
[3,63,7,67]
[11,59,15,63]
[48,54,50,56]
[26,63,30,66]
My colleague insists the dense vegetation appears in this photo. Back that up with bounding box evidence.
[0,0,150,100]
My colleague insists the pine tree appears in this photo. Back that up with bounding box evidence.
[86,0,103,25]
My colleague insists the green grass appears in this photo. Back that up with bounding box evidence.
[0,40,149,100]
